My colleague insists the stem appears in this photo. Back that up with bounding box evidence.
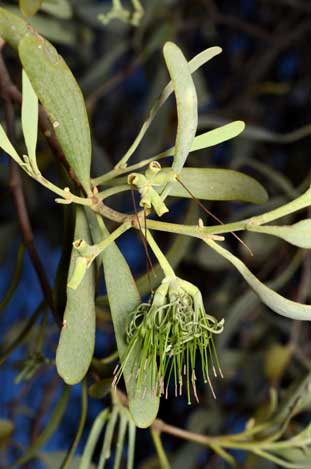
[151,427,171,469]
[145,230,176,278]
[97,185,130,201]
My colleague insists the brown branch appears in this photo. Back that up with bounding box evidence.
[0,45,60,326]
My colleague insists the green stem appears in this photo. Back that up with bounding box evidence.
[145,185,311,238]
[151,427,171,469]
[146,230,176,278]
[61,380,88,469]
[97,185,130,200]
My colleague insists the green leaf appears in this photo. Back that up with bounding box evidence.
[18,32,92,192]
[270,447,311,469]
[205,239,311,321]
[117,46,220,169]
[163,42,198,174]
[87,212,159,428]
[247,219,311,248]
[166,167,268,204]
[56,207,96,385]
[0,7,28,48]
[80,410,110,469]
[157,121,245,158]
[89,378,112,399]
[41,0,73,19]
[0,419,14,441]
[22,70,39,163]
[4,386,70,469]
[60,380,88,468]
[0,125,21,163]
[19,0,43,17]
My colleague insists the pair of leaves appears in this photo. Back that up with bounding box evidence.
[19,0,43,17]
[87,212,160,428]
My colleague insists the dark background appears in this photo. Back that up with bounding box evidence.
[0,0,310,467]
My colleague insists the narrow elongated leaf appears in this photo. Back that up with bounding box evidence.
[247,219,311,248]
[19,0,43,16]
[270,447,311,468]
[18,32,92,192]
[87,212,159,428]
[0,125,21,163]
[22,70,38,162]
[118,46,221,167]
[80,410,110,469]
[205,239,311,321]
[166,167,268,204]
[163,42,198,174]
[157,121,245,159]
[0,7,28,48]
[56,207,96,384]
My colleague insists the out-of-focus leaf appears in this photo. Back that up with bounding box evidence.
[248,219,311,248]
[157,121,245,159]
[270,447,311,468]
[0,7,27,48]
[0,419,14,441]
[56,208,96,385]
[18,32,92,192]
[40,452,95,469]
[41,0,72,19]
[22,70,38,162]
[4,386,70,469]
[205,239,311,321]
[19,0,43,17]
[199,115,311,144]
[264,344,293,383]
[89,378,112,399]
[0,244,25,313]
[163,41,198,174]
[87,212,159,428]
[165,167,268,204]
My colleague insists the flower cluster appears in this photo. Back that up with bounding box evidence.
[114,277,224,404]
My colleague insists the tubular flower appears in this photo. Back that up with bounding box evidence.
[114,277,224,404]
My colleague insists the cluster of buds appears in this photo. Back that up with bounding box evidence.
[128,161,175,217]
[114,276,224,404]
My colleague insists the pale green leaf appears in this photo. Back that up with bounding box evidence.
[41,0,73,19]
[163,41,198,174]
[87,212,159,428]
[80,410,110,469]
[158,121,245,159]
[117,46,221,168]
[22,70,38,162]
[56,207,96,385]
[205,239,311,321]
[247,219,311,248]
[0,125,21,163]
[270,447,311,469]
[166,167,268,204]
[0,7,28,49]
[18,32,92,192]
[19,0,43,17]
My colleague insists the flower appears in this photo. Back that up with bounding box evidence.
[114,277,224,404]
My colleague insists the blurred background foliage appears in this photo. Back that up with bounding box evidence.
[0,0,310,467]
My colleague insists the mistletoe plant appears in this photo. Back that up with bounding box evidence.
[0,5,310,468]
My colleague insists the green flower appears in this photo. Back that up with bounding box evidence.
[114,277,224,404]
